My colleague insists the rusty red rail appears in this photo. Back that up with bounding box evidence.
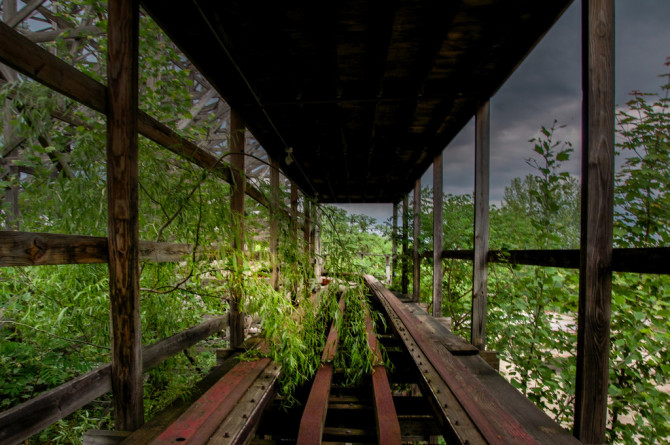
[364,275,538,445]
[150,357,270,445]
[296,296,345,445]
[364,306,402,445]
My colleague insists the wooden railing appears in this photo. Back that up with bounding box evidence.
[0,315,228,445]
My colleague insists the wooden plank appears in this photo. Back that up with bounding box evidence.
[413,179,421,302]
[574,0,615,442]
[0,21,271,210]
[149,358,270,444]
[365,275,539,444]
[392,201,398,283]
[0,316,227,445]
[401,195,409,294]
[458,355,579,444]
[433,153,443,316]
[229,109,245,348]
[364,307,401,445]
[404,303,478,355]
[207,362,281,444]
[83,430,131,445]
[296,297,345,445]
[472,101,490,350]
[0,231,197,266]
[270,157,279,290]
[106,0,142,430]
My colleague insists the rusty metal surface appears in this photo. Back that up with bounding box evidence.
[365,275,539,445]
[364,309,401,445]
[296,296,345,444]
[150,357,270,445]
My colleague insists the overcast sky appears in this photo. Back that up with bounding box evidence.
[336,0,670,224]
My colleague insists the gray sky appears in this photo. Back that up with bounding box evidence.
[337,0,670,224]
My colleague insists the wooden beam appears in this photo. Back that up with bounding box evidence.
[106,0,142,431]
[270,156,279,290]
[290,181,299,241]
[433,154,443,316]
[574,0,615,442]
[0,312,227,445]
[471,101,490,350]
[0,21,271,210]
[413,179,421,302]
[229,109,245,348]
[5,0,46,28]
[0,231,193,266]
[392,201,398,283]
[401,194,409,294]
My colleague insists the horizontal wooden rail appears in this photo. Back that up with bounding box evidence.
[0,231,193,266]
[0,21,279,212]
[0,315,228,445]
[421,247,670,275]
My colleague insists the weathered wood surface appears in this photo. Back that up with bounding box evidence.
[269,156,279,290]
[364,306,401,445]
[82,430,131,445]
[207,362,281,444]
[229,110,245,349]
[296,296,345,445]
[149,358,270,444]
[575,0,615,443]
[0,20,271,210]
[0,316,228,445]
[392,201,398,282]
[472,100,490,350]
[0,231,194,266]
[404,303,478,355]
[432,154,443,315]
[366,275,539,444]
[413,179,421,302]
[106,0,143,429]
[401,195,409,294]
[424,248,670,275]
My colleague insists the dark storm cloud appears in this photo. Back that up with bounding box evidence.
[343,0,670,222]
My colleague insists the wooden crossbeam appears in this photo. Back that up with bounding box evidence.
[0,20,272,210]
[0,316,228,445]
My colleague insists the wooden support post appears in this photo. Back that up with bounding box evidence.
[106,0,142,431]
[401,195,409,294]
[385,255,391,285]
[433,154,443,317]
[270,157,279,291]
[303,199,311,258]
[472,101,490,350]
[574,0,615,442]
[314,206,321,278]
[392,201,398,284]
[229,109,245,348]
[290,182,299,241]
[413,179,421,302]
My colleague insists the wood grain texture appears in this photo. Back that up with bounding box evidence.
[392,201,398,282]
[432,154,443,315]
[413,179,421,302]
[0,231,196,266]
[229,109,245,348]
[404,303,478,355]
[106,0,143,430]
[0,316,227,445]
[575,0,615,443]
[401,195,409,294]
[472,101,490,350]
[270,157,279,290]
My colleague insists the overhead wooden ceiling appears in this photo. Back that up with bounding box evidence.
[141,0,572,203]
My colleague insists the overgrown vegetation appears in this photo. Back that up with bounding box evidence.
[393,62,669,443]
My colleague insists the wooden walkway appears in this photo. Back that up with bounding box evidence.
[107,278,579,445]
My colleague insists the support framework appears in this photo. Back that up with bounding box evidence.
[433,153,443,317]
[413,179,421,302]
[229,109,246,348]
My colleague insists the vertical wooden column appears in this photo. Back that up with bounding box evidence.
[433,154,443,317]
[229,110,246,348]
[472,101,490,350]
[303,199,311,257]
[412,179,421,302]
[270,157,280,291]
[401,195,409,294]
[313,206,321,278]
[391,202,398,283]
[106,0,142,431]
[574,0,615,442]
[290,182,299,241]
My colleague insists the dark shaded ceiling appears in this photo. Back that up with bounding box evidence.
[141,0,572,203]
